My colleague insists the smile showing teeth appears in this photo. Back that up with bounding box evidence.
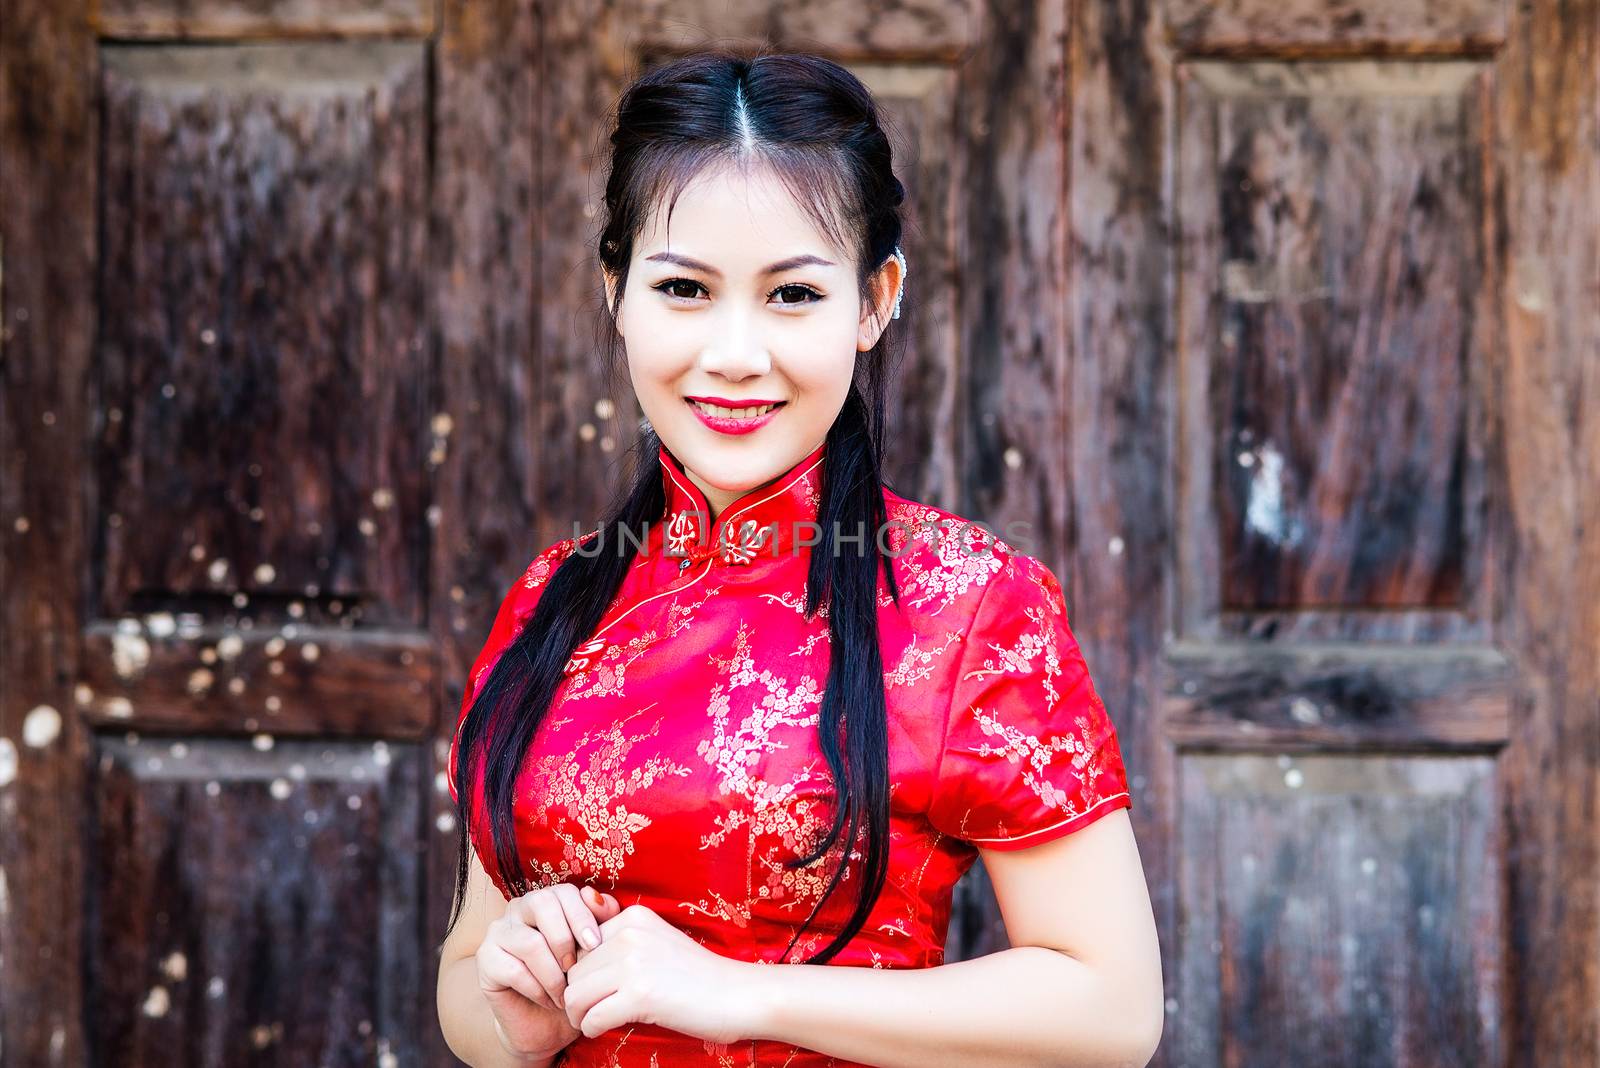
[689,400,782,419]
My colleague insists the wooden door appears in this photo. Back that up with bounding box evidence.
[2,2,1594,1066]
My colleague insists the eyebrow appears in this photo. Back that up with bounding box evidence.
[642,252,836,278]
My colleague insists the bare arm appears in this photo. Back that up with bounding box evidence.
[436,851,579,1068]
[743,809,1164,1067]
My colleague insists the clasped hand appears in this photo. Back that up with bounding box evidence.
[563,897,766,1046]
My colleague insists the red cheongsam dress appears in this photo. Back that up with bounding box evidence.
[448,438,1134,1066]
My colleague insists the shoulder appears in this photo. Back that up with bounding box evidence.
[516,533,586,591]
[879,488,1059,630]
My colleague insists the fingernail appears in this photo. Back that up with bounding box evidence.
[580,928,599,949]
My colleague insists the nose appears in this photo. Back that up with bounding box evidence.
[696,306,772,381]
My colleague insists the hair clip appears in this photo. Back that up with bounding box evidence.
[891,246,907,320]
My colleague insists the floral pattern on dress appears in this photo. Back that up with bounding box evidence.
[449,439,1133,1066]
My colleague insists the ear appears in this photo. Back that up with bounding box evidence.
[857,251,904,351]
[601,266,623,335]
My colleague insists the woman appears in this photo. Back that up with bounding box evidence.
[437,48,1163,1068]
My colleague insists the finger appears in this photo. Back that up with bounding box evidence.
[582,884,624,922]
[550,883,603,953]
[477,942,555,1010]
[516,890,581,972]
[494,921,569,1007]
[562,963,623,1037]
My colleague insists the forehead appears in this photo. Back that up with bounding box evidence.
[634,158,850,264]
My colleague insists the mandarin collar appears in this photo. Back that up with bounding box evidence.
[658,439,826,566]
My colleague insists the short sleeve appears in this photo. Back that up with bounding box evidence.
[927,550,1132,850]
[447,537,578,806]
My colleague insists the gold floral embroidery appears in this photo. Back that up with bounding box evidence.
[522,706,694,888]
[883,630,963,689]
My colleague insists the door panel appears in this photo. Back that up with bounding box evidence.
[1,1,1594,1065]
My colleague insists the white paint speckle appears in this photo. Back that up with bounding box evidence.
[436,812,456,834]
[1244,442,1305,548]
[142,985,170,1017]
[264,696,282,713]
[1288,697,1322,724]
[111,633,151,678]
[1284,768,1305,789]
[0,739,14,787]
[1108,536,1125,556]
[216,634,244,660]
[371,741,391,768]
[253,563,276,584]
[187,668,215,695]
[431,412,454,437]
[145,612,177,639]
[348,794,362,810]
[207,976,226,998]
[269,778,291,800]
[358,517,377,537]
[74,683,94,707]
[594,397,615,419]
[207,558,231,583]
[205,781,221,797]
[300,643,320,663]
[1361,856,1378,876]
[288,763,306,781]
[160,950,187,981]
[252,733,274,752]
[371,488,395,510]
[1002,447,1022,470]
[23,706,61,748]
[264,636,286,657]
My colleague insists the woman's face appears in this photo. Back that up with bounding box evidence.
[603,160,900,519]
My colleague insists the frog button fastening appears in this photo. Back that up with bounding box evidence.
[563,637,606,676]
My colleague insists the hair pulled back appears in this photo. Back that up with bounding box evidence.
[449,46,910,966]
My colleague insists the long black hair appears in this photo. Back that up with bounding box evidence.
[448,47,910,966]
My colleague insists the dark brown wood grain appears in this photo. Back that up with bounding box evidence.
[0,0,98,1062]
[97,41,432,629]
[86,733,424,1065]
[1164,0,1506,55]
[94,0,432,39]
[2,0,1594,1065]
[1178,752,1504,1065]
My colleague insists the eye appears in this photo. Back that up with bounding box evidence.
[652,278,707,301]
[768,283,823,306]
